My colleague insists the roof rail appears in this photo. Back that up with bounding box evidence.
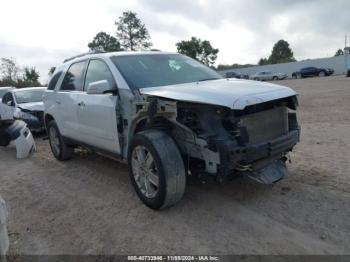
[63,50,106,63]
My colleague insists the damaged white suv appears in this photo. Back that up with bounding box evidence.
[44,51,300,209]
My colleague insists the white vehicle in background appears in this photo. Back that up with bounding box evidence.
[0,87,15,102]
[250,71,287,81]
[0,87,46,132]
[44,51,299,210]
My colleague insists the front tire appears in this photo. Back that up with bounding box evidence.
[47,120,74,161]
[319,71,326,77]
[273,76,278,80]
[128,130,186,209]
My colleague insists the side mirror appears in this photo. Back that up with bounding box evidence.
[87,80,117,95]
[6,101,13,107]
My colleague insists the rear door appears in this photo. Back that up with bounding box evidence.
[75,59,121,154]
[0,92,15,119]
[54,60,87,139]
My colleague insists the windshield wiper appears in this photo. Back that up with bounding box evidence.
[197,78,221,82]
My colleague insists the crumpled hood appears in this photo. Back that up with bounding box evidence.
[140,78,297,110]
[18,102,44,111]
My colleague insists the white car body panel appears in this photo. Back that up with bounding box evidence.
[14,123,36,159]
[74,93,120,153]
[0,103,15,119]
[44,58,121,154]
[139,78,296,110]
[17,101,44,111]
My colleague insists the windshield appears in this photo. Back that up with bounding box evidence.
[111,54,222,89]
[14,89,45,104]
[0,89,12,98]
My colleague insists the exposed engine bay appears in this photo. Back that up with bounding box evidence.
[130,94,300,184]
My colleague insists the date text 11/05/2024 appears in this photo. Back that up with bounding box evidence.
[127,255,219,261]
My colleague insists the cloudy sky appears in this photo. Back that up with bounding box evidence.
[0,0,349,83]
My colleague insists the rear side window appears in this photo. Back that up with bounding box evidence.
[48,71,62,90]
[2,92,14,105]
[84,60,115,90]
[60,61,86,91]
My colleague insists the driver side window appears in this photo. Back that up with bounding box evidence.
[84,59,115,91]
[2,92,14,106]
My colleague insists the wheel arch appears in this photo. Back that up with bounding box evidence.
[44,113,55,130]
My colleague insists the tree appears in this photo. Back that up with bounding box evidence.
[48,67,56,76]
[88,31,122,52]
[267,40,296,64]
[23,67,40,86]
[0,58,42,88]
[115,11,152,51]
[334,49,344,56]
[176,37,219,66]
[0,57,19,83]
[217,63,255,70]
[258,58,269,66]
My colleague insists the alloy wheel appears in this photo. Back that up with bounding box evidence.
[131,145,159,198]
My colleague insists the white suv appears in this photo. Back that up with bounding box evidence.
[44,51,300,209]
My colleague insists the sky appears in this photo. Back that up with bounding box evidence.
[0,0,349,83]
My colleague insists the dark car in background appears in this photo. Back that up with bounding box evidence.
[225,71,249,79]
[292,67,334,79]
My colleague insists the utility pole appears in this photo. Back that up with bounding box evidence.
[345,35,347,48]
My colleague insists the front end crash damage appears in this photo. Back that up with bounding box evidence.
[0,120,36,158]
[128,94,300,184]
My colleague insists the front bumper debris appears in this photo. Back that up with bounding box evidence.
[0,120,36,158]
[248,159,288,184]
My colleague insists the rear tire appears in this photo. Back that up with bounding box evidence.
[128,129,186,209]
[47,120,73,161]
[273,76,278,80]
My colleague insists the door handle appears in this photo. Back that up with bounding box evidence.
[55,101,61,105]
[77,101,85,107]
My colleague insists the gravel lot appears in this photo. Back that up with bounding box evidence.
[0,75,349,255]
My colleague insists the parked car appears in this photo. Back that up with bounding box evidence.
[0,87,46,132]
[225,71,249,79]
[292,67,334,78]
[0,87,15,102]
[250,71,288,81]
[44,51,300,209]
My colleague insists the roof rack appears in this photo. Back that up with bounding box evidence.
[63,50,106,63]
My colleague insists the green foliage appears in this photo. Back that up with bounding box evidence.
[267,40,296,64]
[176,37,219,66]
[49,67,56,76]
[334,49,344,56]
[258,58,269,65]
[115,11,152,51]
[88,31,122,52]
[0,58,18,82]
[0,57,41,88]
[22,67,40,87]
[217,63,255,70]
[257,40,296,65]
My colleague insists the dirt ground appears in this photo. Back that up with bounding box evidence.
[0,75,349,255]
